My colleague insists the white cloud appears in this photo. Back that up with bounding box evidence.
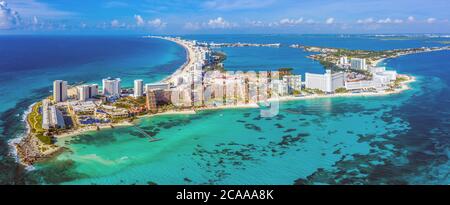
[110,19,121,28]
[393,19,403,24]
[427,18,436,23]
[325,17,334,24]
[203,0,275,10]
[358,17,404,25]
[148,18,166,28]
[377,18,392,24]
[408,16,415,22]
[134,14,145,26]
[279,18,303,26]
[357,18,374,24]
[0,0,21,29]
[248,20,265,27]
[206,17,233,28]
[7,0,74,18]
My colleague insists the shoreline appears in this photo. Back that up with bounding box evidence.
[51,75,415,140]
[14,36,419,166]
[8,102,35,165]
[156,37,193,84]
[53,121,134,139]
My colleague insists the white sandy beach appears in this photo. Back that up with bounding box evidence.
[54,121,134,139]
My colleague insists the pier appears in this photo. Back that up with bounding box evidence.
[132,125,161,142]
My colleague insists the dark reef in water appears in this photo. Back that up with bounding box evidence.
[28,159,88,184]
[68,132,118,147]
[294,77,450,185]
[189,129,312,184]
[244,123,262,132]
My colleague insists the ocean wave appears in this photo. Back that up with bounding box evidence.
[7,102,35,169]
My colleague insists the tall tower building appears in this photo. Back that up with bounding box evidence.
[78,85,89,101]
[53,80,68,102]
[146,90,157,114]
[350,58,367,70]
[89,84,99,98]
[134,79,144,98]
[102,77,121,97]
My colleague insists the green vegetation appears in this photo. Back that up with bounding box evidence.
[292,90,302,95]
[159,104,176,112]
[28,102,43,134]
[302,88,324,95]
[392,76,409,88]
[113,96,146,109]
[319,60,343,71]
[277,68,294,78]
[278,67,293,73]
[330,48,393,59]
[204,51,227,72]
[335,87,348,93]
[36,134,52,145]
[395,76,408,83]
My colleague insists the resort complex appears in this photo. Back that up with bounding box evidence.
[15,35,429,165]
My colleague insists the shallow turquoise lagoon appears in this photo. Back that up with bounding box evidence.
[1,35,449,185]
[43,83,419,184]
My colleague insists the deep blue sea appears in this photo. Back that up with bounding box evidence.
[0,34,448,184]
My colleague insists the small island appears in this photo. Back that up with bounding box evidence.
[16,36,439,166]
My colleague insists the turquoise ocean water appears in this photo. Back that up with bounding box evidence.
[0,35,448,184]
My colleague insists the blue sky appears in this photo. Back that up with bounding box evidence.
[1,0,450,34]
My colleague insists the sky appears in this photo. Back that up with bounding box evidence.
[1,0,450,34]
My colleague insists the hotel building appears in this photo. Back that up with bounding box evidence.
[350,58,367,70]
[78,84,99,101]
[145,83,169,92]
[134,79,144,98]
[102,77,121,97]
[345,71,396,91]
[270,80,289,96]
[78,85,89,102]
[305,70,345,93]
[42,99,65,129]
[282,75,302,94]
[53,80,68,102]
[146,90,157,113]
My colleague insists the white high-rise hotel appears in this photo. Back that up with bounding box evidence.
[305,70,345,93]
[350,58,367,70]
[78,84,99,101]
[102,77,121,97]
[282,75,302,94]
[53,80,68,102]
[134,79,144,98]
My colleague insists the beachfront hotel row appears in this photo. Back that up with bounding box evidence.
[42,37,400,133]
